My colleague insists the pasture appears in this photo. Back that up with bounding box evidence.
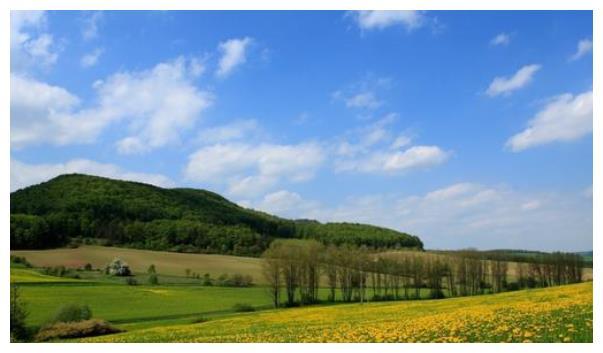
[80,282,593,343]
[11,245,265,283]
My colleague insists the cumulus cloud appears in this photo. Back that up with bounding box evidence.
[352,11,426,31]
[11,57,213,153]
[334,115,449,175]
[486,64,541,97]
[490,33,510,46]
[569,39,592,61]
[216,37,253,78]
[10,73,105,148]
[11,11,59,70]
[343,92,383,110]
[185,142,325,197]
[506,90,593,151]
[11,158,174,192]
[80,48,103,68]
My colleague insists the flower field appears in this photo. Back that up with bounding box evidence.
[81,281,592,343]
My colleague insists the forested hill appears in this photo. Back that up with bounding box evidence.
[10,174,423,255]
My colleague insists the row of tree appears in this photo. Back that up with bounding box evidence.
[261,240,585,307]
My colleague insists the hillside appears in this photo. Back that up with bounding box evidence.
[10,174,423,254]
[80,282,593,343]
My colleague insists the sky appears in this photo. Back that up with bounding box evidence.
[10,10,593,252]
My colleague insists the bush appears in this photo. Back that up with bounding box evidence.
[148,273,159,285]
[125,277,138,286]
[232,303,255,312]
[10,286,28,342]
[35,319,122,342]
[10,255,32,268]
[84,263,93,271]
[51,304,92,323]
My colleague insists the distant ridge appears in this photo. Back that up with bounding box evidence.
[10,174,423,255]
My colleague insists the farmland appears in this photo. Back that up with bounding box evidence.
[80,282,593,343]
[11,245,264,283]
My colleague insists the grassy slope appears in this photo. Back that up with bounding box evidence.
[82,282,593,343]
[11,245,264,283]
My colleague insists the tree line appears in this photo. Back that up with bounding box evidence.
[261,240,585,307]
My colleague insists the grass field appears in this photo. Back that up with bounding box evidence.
[10,268,84,284]
[11,246,265,283]
[16,283,272,330]
[80,282,593,343]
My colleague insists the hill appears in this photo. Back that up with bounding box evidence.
[80,282,592,343]
[10,174,423,254]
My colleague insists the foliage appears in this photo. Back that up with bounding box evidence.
[10,174,423,253]
[51,304,92,323]
[10,255,32,268]
[10,286,29,342]
[35,319,122,342]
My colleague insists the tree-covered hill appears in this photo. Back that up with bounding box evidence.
[10,174,423,255]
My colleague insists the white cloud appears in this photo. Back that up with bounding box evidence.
[569,39,592,61]
[11,57,213,152]
[216,37,253,78]
[185,142,325,197]
[334,114,449,175]
[80,48,103,68]
[10,73,106,148]
[98,57,213,154]
[197,119,260,144]
[490,33,510,46]
[506,90,593,151]
[486,64,541,97]
[82,11,102,40]
[11,158,174,192]
[353,11,425,31]
[11,11,59,70]
[243,189,321,218]
[390,135,413,149]
[336,145,450,174]
[344,92,383,109]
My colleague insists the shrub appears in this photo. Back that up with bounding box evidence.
[51,304,92,323]
[125,277,138,286]
[35,319,122,342]
[148,274,159,285]
[10,286,28,341]
[84,263,93,271]
[232,303,255,312]
[10,255,32,268]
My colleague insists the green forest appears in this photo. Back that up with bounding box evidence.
[10,174,423,255]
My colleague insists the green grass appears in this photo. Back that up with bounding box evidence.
[17,283,273,330]
[11,245,265,283]
[10,268,83,284]
[80,282,593,343]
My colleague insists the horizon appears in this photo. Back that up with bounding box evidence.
[10,10,593,252]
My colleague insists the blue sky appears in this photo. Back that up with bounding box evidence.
[10,10,593,251]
